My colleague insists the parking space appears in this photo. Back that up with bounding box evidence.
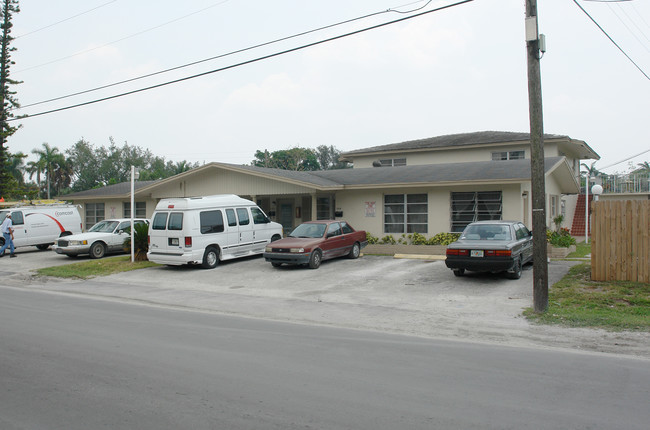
[8,250,648,357]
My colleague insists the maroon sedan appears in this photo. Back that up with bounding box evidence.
[263,220,367,269]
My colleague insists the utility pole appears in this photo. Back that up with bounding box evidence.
[525,0,548,312]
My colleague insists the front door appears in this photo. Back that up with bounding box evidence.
[279,202,293,233]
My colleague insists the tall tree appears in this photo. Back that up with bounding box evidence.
[25,157,45,196]
[32,142,64,199]
[7,150,25,183]
[636,161,650,174]
[0,0,21,199]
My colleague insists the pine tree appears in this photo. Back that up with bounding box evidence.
[0,0,21,199]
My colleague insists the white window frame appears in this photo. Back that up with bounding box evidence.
[383,193,428,234]
[450,191,502,232]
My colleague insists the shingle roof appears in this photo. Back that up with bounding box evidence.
[340,131,569,157]
[63,180,159,198]
[226,157,565,187]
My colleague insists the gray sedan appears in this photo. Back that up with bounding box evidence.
[445,220,533,279]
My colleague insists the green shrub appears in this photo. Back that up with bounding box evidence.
[122,222,150,261]
[366,232,379,245]
[380,235,396,245]
[427,232,461,245]
[547,227,576,248]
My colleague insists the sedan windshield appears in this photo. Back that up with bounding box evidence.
[461,224,511,241]
[88,220,119,233]
[289,223,326,238]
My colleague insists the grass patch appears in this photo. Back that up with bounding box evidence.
[36,255,160,279]
[524,263,650,331]
[566,241,591,259]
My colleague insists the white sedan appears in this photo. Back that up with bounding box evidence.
[53,218,149,259]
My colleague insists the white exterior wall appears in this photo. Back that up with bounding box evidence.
[335,184,526,238]
[150,168,317,199]
[350,143,562,168]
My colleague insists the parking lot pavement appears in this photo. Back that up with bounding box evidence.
[4,250,650,358]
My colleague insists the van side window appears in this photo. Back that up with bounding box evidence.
[251,207,268,224]
[236,208,250,225]
[152,213,168,230]
[225,209,237,227]
[200,210,224,234]
[168,213,183,230]
[11,211,24,225]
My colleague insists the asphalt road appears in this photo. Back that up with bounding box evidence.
[2,247,650,357]
[2,286,649,430]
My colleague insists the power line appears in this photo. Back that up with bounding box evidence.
[15,0,118,39]
[573,0,649,80]
[14,2,404,110]
[11,0,473,120]
[16,0,231,73]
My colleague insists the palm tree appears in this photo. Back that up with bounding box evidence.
[581,161,599,178]
[25,158,45,198]
[32,143,65,199]
[636,161,650,174]
[8,152,27,185]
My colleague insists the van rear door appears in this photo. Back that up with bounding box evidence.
[149,211,185,255]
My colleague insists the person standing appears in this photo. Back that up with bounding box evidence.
[0,213,16,258]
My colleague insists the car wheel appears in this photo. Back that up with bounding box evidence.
[347,242,361,259]
[201,246,219,269]
[90,242,106,259]
[507,257,522,279]
[308,249,322,269]
[36,244,51,250]
[271,262,282,268]
[453,268,465,277]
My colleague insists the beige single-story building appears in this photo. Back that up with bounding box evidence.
[64,131,599,237]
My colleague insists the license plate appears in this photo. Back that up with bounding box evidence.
[470,250,484,257]
[169,238,179,246]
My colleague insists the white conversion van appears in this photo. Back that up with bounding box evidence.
[0,204,83,251]
[147,194,283,268]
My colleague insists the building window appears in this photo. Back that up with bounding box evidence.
[317,196,333,220]
[492,151,525,161]
[123,201,146,218]
[550,195,559,218]
[379,158,406,167]
[450,191,502,232]
[85,203,105,228]
[384,194,428,234]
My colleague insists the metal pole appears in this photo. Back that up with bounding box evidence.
[525,0,548,312]
[585,175,589,244]
[130,165,135,263]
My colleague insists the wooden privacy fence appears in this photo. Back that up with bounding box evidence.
[591,200,650,282]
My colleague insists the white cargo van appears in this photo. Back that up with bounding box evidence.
[0,204,83,251]
[147,195,283,268]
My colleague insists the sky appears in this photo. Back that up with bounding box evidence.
[6,0,650,174]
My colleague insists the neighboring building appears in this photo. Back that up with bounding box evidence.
[63,131,599,237]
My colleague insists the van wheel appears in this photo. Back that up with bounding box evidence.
[347,242,361,259]
[202,246,219,269]
[36,244,51,250]
[60,231,72,237]
[308,249,322,269]
[271,234,281,242]
[90,242,106,259]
